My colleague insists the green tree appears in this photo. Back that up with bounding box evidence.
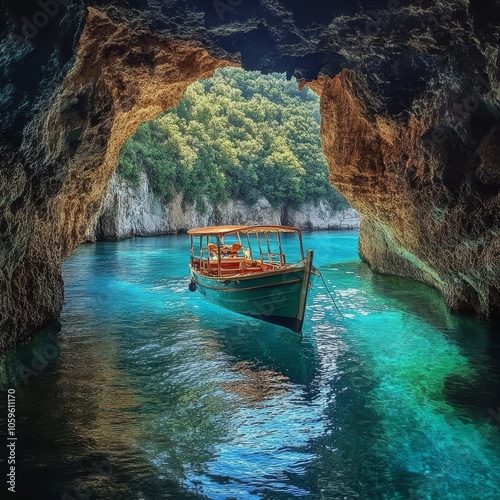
[117,67,349,212]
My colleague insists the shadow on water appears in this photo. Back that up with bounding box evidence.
[315,259,500,498]
[443,320,500,424]
[204,318,317,386]
[0,323,209,500]
[162,256,389,498]
[2,232,500,499]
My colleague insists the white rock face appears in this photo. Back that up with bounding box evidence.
[85,172,360,241]
[287,201,360,230]
[85,172,169,240]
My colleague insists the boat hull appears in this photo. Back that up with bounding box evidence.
[191,265,311,332]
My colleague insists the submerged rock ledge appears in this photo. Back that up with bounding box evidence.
[1,0,499,348]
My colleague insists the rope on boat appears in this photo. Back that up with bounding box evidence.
[313,267,344,319]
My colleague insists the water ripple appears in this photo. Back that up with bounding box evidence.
[1,231,499,499]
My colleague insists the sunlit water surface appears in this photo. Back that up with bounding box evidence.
[2,231,500,499]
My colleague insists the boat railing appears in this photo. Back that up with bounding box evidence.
[269,252,286,266]
[189,226,305,277]
[256,251,286,267]
[193,255,292,277]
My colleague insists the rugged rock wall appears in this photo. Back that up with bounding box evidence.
[314,1,500,317]
[0,7,231,349]
[84,172,359,240]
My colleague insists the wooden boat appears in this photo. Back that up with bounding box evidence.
[187,225,315,332]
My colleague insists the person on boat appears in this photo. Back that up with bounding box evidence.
[207,243,218,260]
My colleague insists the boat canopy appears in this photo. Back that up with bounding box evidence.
[187,225,301,236]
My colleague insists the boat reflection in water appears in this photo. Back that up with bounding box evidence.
[188,225,315,333]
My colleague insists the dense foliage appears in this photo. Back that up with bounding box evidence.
[118,68,348,212]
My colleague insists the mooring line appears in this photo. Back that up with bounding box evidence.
[313,268,345,319]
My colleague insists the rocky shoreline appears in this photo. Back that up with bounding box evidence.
[85,172,360,241]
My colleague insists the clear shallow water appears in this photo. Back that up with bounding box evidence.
[2,230,500,499]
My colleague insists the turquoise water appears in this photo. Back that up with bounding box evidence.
[2,230,500,499]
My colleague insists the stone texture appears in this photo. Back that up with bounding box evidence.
[287,203,359,231]
[0,7,231,349]
[85,172,170,240]
[318,68,500,317]
[84,172,359,240]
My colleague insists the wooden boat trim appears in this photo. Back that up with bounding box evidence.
[187,225,301,236]
[189,261,306,282]
[191,276,301,293]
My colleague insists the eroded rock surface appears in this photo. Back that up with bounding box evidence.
[84,171,359,240]
[314,0,500,317]
[0,6,231,349]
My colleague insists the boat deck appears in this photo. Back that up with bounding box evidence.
[191,258,280,277]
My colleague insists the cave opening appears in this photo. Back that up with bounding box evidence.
[2,0,499,354]
[2,2,500,497]
[88,67,353,241]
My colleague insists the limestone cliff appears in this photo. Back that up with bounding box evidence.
[314,7,500,317]
[330,77,500,316]
[84,172,359,240]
